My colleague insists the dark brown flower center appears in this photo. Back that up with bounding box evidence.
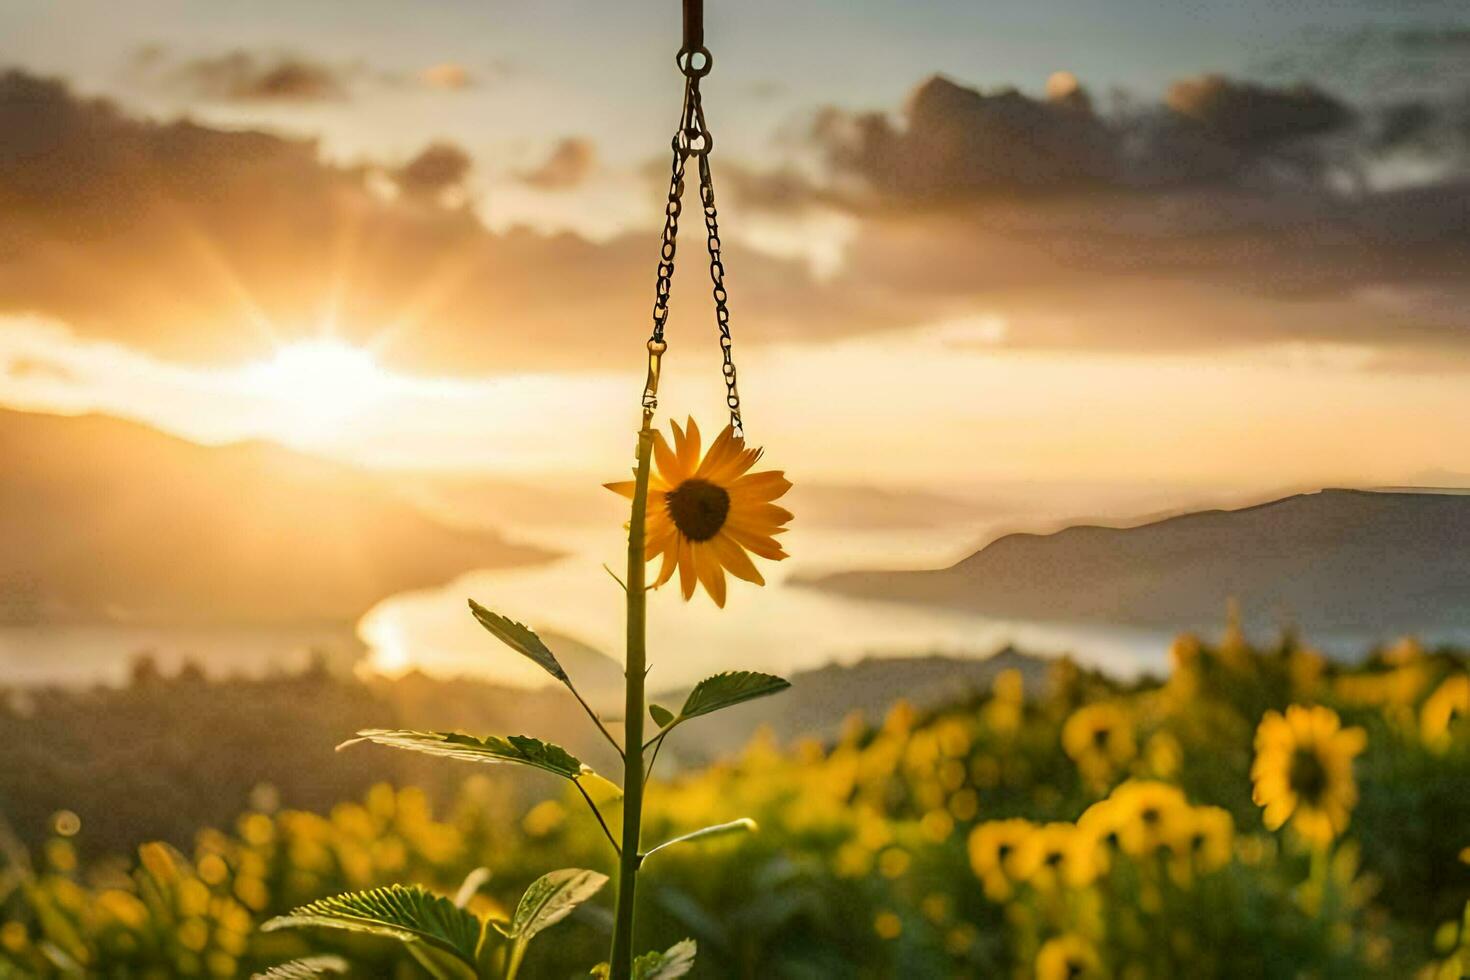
[666,478,730,542]
[1289,748,1329,803]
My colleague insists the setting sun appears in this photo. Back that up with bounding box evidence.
[238,338,393,434]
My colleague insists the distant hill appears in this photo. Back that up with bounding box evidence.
[652,647,1050,766]
[0,409,554,626]
[0,648,1045,852]
[804,489,1470,634]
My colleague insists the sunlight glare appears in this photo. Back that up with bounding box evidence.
[240,339,392,435]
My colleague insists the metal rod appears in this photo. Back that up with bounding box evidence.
[682,0,704,50]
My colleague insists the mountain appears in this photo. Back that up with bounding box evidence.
[0,409,554,626]
[803,489,1470,634]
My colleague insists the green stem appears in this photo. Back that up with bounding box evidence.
[608,422,655,980]
[504,939,527,980]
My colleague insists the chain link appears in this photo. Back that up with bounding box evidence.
[696,150,742,436]
[641,61,743,437]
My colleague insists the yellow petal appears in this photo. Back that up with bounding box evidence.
[677,416,702,473]
[653,431,681,484]
[694,543,726,607]
[729,470,792,503]
[711,532,765,585]
[652,543,678,588]
[678,537,696,600]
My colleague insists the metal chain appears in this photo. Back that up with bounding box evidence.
[641,53,743,436]
[696,148,742,436]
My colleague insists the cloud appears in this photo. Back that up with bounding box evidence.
[813,75,1116,203]
[516,138,598,190]
[394,142,474,200]
[0,66,1466,378]
[418,63,476,92]
[145,49,351,102]
[1163,75,1351,149]
[0,70,875,376]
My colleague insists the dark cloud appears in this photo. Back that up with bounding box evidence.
[394,142,473,200]
[516,138,597,190]
[146,49,350,103]
[1164,75,1352,149]
[814,75,1116,203]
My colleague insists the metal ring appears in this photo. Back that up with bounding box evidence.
[672,128,713,157]
[676,46,713,78]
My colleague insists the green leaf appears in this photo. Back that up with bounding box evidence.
[633,939,697,980]
[262,885,482,970]
[679,671,790,722]
[644,819,757,860]
[468,600,567,681]
[251,956,350,980]
[508,868,609,941]
[341,730,589,781]
[649,703,675,728]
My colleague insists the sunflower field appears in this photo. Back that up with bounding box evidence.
[2,629,1467,979]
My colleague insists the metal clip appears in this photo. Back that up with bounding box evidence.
[640,339,668,422]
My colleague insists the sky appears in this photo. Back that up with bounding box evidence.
[0,0,1468,496]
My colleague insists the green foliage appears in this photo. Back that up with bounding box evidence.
[500,868,608,943]
[649,704,676,728]
[632,939,697,979]
[467,600,567,683]
[250,955,349,979]
[645,819,757,861]
[262,884,484,970]
[496,869,609,979]
[648,671,792,745]
[680,671,791,721]
[343,730,593,782]
[262,870,607,980]
[590,940,697,980]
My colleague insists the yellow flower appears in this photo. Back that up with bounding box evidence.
[1251,705,1366,847]
[1015,822,1100,891]
[967,818,1033,901]
[1421,674,1468,754]
[1062,703,1136,788]
[1037,934,1106,980]
[1107,781,1189,858]
[606,417,791,607]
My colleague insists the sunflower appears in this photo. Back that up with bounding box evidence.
[606,417,791,607]
[1014,821,1100,891]
[1251,705,1366,847]
[967,818,1034,901]
[1062,703,1136,789]
[1171,804,1234,880]
[1107,780,1190,858]
[1036,934,1106,980]
[1421,674,1468,754]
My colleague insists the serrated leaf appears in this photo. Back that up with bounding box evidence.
[679,671,790,722]
[508,868,609,941]
[468,600,567,681]
[262,885,481,970]
[251,956,350,980]
[649,703,675,728]
[342,730,588,781]
[644,819,757,860]
[633,939,697,980]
